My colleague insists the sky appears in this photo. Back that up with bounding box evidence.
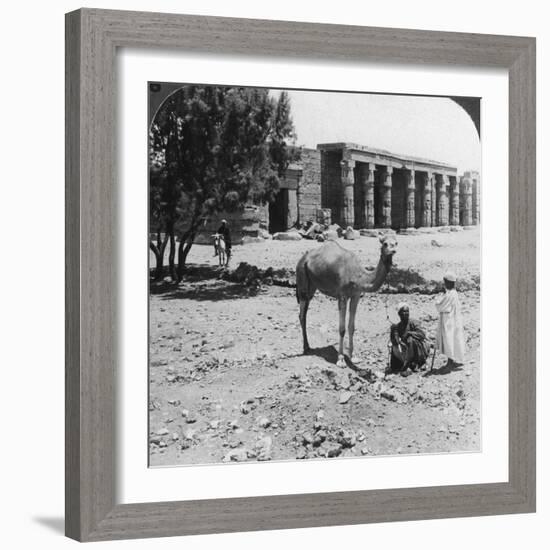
[271,89,480,174]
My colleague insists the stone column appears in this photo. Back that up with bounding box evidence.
[449,176,460,226]
[381,166,393,228]
[436,174,449,226]
[460,175,473,226]
[430,174,437,227]
[472,175,480,225]
[359,163,375,228]
[421,172,433,227]
[406,169,416,228]
[340,158,355,227]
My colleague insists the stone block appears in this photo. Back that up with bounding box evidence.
[273,231,302,241]
[397,228,418,235]
[344,226,361,240]
[360,229,381,237]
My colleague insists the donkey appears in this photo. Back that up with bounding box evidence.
[212,233,227,266]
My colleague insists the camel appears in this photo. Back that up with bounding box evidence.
[296,235,398,368]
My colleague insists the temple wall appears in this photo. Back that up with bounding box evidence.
[297,149,322,224]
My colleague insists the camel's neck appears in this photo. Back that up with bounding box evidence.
[361,255,390,292]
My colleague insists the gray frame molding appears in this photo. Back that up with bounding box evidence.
[65,8,536,542]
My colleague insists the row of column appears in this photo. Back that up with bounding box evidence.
[340,159,475,229]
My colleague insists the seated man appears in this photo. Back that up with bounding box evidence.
[389,302,430,375]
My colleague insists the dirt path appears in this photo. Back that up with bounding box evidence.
[149,280,480,466]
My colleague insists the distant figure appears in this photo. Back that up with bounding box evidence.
[435,272,465,367]
[216,219,232,264]
[212,233,227,266]
[390,302,430,375]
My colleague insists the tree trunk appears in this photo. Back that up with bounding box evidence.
[176,221,200,282]
[180,239,195,269]
[150,231,169,280]
[167,223,177,282]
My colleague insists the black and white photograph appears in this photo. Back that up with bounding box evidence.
[148,82,481,467]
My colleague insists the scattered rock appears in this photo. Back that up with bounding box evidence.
[337,372,351,390]
[328,224,343,237]
[313,430,327,447]
[296,448,307,459]
[184,429,196,440]
[273,231,302,241]
[344,226,361,240]
[339,391,353,404]
[337,429,356,448]
[254,436,273,461]
[360,229,380,237]
[223,448,248,462]
[323,442,343,458]
[257,416,271,429]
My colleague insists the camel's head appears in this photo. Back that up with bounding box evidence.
[379,235,398,269]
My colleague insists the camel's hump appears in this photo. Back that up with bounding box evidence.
[301,240,364,270]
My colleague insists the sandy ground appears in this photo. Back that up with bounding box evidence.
[149,227,480,466]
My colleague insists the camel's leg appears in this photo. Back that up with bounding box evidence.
[348,295,361,364]
[299,299,311,354]
[337,297,348,368]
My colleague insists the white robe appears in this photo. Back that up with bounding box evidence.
[435,288,465,363]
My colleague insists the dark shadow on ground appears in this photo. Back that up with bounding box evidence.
[284,345,339,364]
[156,281,261,301]
[291,346,375,380]
[32,517,65,534]
[424,361,464,376]
[306,345,340,364]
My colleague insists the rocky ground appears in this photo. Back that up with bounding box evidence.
[149,227,480,466]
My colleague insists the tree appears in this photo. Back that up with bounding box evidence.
[149,86,299,280]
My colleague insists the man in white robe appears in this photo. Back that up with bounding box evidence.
[435,272,465,366]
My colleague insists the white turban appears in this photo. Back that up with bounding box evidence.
[397,302,409,313]
[443,271,457,282]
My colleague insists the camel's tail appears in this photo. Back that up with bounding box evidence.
[296,252,313,303]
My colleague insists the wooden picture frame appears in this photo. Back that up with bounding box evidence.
[65,8,536,542]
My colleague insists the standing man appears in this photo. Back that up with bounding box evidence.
[435,272,465,367]
[217,219,232,264]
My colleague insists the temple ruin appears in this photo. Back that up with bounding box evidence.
[195,142,480,243]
